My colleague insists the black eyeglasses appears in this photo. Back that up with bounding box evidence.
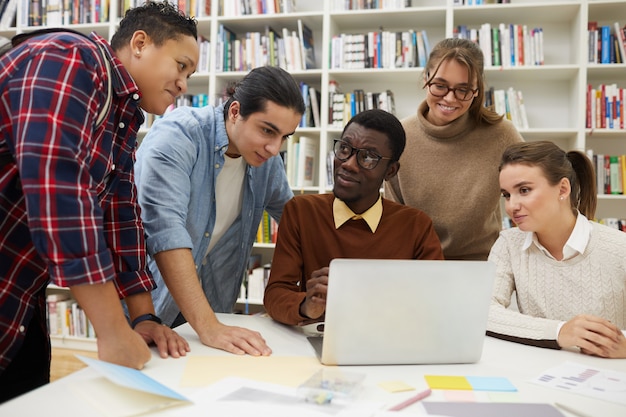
[333,140,392,170]
[426,82,478,101]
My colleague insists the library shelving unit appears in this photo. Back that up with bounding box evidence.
[3,0,625,344]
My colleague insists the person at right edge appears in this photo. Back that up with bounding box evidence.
[488,141,626,358]
[385,38,523,260]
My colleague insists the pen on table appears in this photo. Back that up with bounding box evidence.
[554,402,594,417]
[387,388,432,411]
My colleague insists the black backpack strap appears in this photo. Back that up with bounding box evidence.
[94,43,112,127]
[10,28,88,48]
[1,28,113,169]
[0,152,13,168]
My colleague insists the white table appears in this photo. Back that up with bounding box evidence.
[1,313,625,416]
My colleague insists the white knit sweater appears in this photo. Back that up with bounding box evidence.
[487,221,626,345]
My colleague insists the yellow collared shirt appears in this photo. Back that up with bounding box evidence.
[333,196,383,233]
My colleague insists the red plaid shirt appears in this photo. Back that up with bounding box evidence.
[0,32,154,372]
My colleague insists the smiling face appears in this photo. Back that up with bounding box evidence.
[499,163,569,234]
[333,123,399,214]
[424,58,477,126]
[225,100,301,167]
[128,32,199,115]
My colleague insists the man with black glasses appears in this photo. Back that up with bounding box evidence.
[264,109,444,326]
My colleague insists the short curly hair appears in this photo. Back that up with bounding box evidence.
[110,1,197,50]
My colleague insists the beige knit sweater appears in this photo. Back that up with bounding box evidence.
[487,222,626,345]
[385,101,523,260]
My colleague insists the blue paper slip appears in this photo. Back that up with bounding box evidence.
[76,355,189,401]
[465,376,518,392]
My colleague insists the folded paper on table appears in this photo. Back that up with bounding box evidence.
[181,355,321,387]
[73,355,191,417]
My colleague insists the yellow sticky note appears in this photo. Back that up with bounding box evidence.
[378,381,415,393]
[424,375,472,390]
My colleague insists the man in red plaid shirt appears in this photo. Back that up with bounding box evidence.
[0,2,199,402]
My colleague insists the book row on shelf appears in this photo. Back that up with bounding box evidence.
[453,0,510,5]
[282,135,317,188]
[46,293,96,340]
[239,265,269,305]
[300,82,321,128]
[590,153,626,196]
[140,93,209,130]
[453,23,544,68]
[196,36,211,73]
[587,21,626,65]
[332,0,409,11]
[484,86,529,131]
[27,0,109,26]
[216,19,314,73]
[329,85,396,129]
[0,0,210,30]
[586,84,625,130]
[220,0,294,17]
[128,0,208,19]
[255,211,278,244]
[330,29,430,70]
[280,144,335,190]
[241,253,270,304]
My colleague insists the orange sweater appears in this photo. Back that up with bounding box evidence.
[264,193,443,325]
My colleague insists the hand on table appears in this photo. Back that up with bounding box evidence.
[200,322,272,356]
[299,267,329,320]
[134,321,190,358]
[97,326,152,369]
[558,314,626,358]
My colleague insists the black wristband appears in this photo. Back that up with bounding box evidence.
[131,313,162,329]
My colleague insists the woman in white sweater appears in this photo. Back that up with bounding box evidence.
[487,141,626,358]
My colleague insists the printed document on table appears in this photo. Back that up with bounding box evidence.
[529,361,626,406]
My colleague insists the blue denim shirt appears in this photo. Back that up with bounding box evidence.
[135,104,293,326]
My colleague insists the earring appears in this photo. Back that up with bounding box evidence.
[135,50,141,55]
[559,196,564,201]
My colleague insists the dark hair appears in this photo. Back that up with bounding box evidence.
[499,141,597,219]
[222,66,305,120]
[424,38,502,125]
[342,109,406,162]
[110,1,197,51]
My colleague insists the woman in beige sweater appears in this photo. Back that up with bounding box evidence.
[488,141,626,359]
[385,38,523,260]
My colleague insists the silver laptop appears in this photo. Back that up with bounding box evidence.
[310,258,495,366]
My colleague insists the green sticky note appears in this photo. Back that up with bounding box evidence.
[424,375,472,390]
[488,392,522,402]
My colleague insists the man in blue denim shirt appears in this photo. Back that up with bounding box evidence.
[135,67,304,355]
